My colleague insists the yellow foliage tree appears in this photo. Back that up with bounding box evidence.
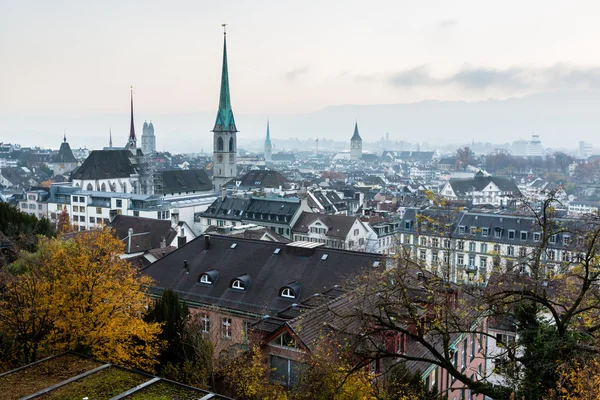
[0,228,162,371]
[56,207,74,234]
[553,357,600,400]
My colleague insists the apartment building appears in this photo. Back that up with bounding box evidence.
[18,187,50,219]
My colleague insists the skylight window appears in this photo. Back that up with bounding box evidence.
[321,254,329,261]
[230,243,238,249]
[232,280,244,290]
[274,248,281,255]
[281,288,296,298]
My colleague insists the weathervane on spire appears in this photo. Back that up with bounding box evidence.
[222,23,227,35]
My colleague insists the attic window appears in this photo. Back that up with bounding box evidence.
[280,288,296,298]
[199,275,211,284]
[198,269,218,285]
[321,254,329,261]
[232,280,244,290]
[230,243,238,249]
[274,248,281,255]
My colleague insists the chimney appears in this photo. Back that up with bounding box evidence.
[204,235,211,250]
[171,209,180,226]
[160,236,166,248]
[183,260,189,274]
[221,188,226,201]
[127,228,133,253]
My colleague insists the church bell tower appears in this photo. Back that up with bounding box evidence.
[212,25,238,192]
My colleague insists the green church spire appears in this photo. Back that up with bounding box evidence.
[265,119,271,145]
[213,25,237,133]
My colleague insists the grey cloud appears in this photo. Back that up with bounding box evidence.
[385,64,600,90]
[388,65,432,87]
[284,66,309,82]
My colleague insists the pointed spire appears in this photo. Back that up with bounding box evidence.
[128,87,136,147]
[109,127,113,148]
[212,25,237,132]
[351,121,362,141]
[265,119,271,145]
[63,129,67,143]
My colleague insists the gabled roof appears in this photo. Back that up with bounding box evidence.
[292,211,360,238]
[448,175,521,197]
[71,150,138,180]
[160,169,213,194]
[141,235,383,315]
[110,215,176,253]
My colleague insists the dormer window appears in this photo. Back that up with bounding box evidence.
[230,274,251,291]
[198,269,218,285]
[279,282,301,299]
[232,280,245,290]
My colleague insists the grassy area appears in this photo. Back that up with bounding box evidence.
[40,367,148,400]
[0,354,101,400]
[125,381,206,400]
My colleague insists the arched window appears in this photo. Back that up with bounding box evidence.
[101,183,106,192]
[231,279,244,290]
[217,137,224,151]
[200,274,211,284]
[280,288,296,299]
[86,183,93,190]
[229,137,234,152]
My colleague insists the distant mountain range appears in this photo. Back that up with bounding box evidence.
[1,90,599,153]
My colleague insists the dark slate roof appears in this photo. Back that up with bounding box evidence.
[449,176,521,197]
[351,122,362,141]
[141,235,383,316]
[204,225,291,243]
[161,169,213,194]
[244,198,301,222]
[226,169,289,189]
[71,150,138,180]
[292,212,360,238]
[53,142,77,163]
[200,196,251,220]
[110,215,176,252]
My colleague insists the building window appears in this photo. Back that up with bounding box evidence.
[29,204,35,209]
[73,206,79,212]
[547,249,556,261]
[458,241,464,250]
[534,232,541,241]
[482,228,489,237]
[459,226,465,234]
[79,196,85,203]
[470,227,477,235]
[280,288,296,298]
[270,355,300,388]
[405,221,410,229]
[96,207,102,214]
[462,338,468,370]
[550,235,556,244]
[470,333,476,360]
[201,314,210,333]
[420,237,427,246]
[508,230,515,239]
[354,229,359,236]
[480,243,488,253]
[507,246,515,256]
[80,206,85,213]
[520,232,527,240]
[457,254,464,265]
[419,250,427,261]
[520,247,527,257]
[469,255,475,266]
[231,279,245,290]
[89,217,95,223]
[494,244,501,254]
[563,235,571,245]
[133,211,139,217]
[200,274,212,284]
[496,333,515,347]
[38,204,42,210]
[432,238,439,248]
[221,317,232,339]
[480,257,487,268]
[432,252,438,263]
[443,239,450,248]
[116,199,122,208]
[494,229,501,238]
[21,203,27,209]
[469,242,476,252]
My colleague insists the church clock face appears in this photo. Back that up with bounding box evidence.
[351,141,358,148]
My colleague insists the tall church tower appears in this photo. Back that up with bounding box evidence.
[142,120,156,155]
[127,87,137,153]
[350,121,362,160]
[264,119,272,163]
[212,25,238,192]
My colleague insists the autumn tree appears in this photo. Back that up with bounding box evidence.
[56,207,74,234]
[0,228,162,371]
[0,202,55,254]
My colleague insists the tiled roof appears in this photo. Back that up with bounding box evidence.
[110,215,176,253]
[292,212,359,238]
[160,169,213,194]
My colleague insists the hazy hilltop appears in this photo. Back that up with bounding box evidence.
[1,90,599,152]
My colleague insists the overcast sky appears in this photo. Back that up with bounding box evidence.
[2,0,600,116]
